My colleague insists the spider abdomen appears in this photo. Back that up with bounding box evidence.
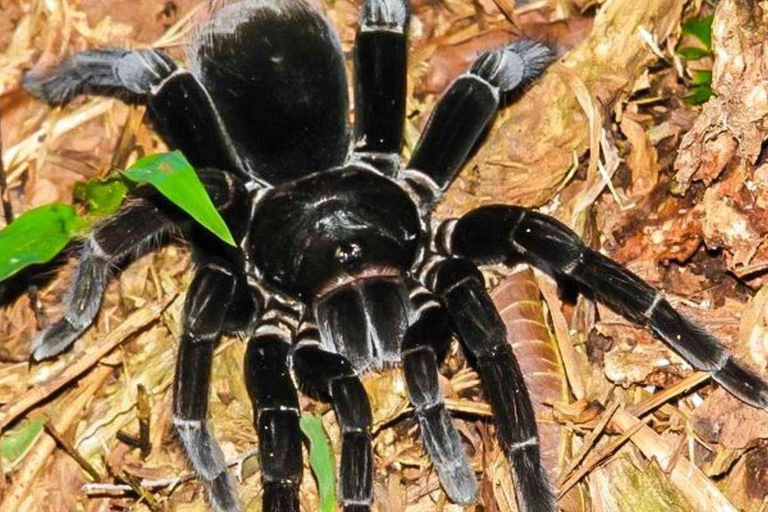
[248,166,423,298]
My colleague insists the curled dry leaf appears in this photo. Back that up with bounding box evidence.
[437,0,686,216]
[490,266,569,482]
[673,0,768,192]
[619,115,659,200]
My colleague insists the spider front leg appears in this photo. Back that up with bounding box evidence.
[404,41,552,199]
[352,0,409,175]
[173,260,246,512]
[424,258,556,512]
[31,197,180,360]
[292,324,374,512]
[24,49,247,176]
[401,285,477,503]
[439,205,768,410]
[32,170,247,361]
[244,318,303,512]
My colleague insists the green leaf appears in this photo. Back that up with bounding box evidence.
[74,177,129,216]
[122,151,235,246]
[690,69,712,86]
[685,84,713,105]
[681,14,713,49]
[676,46,711,60]
[1,419,44,467]
[300,414,336,512]
[0,203,84,282]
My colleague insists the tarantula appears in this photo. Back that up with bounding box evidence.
[23,0,768,510]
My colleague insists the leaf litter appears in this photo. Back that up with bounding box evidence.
[2,0,768,511]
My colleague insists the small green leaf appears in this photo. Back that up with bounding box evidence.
[300,414,336,512]
[74,177,129,216]
[0,203,84,282]
[681,14,713,49]
[690,69,712,86]
[685,84,713,105]
[676,46,711,60]
[1,419,44,467]
[122,151,235,246]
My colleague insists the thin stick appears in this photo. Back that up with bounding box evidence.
[535,271,587,399]
[557,400,621,488]
[627,371,709,418]
[558,411,650,497]
[0,110,14,223]
[0,293,178,432]
[0,363,114,511]
[611,408,737,511]
[82,447,261,495]
[117,470,162,512]
[116,384,152,458]
[579,371,710,430]
[43,421,103,481]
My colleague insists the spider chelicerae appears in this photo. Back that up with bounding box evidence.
[23,0,768,511]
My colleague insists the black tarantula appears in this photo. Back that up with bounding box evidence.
[23,0,768,511]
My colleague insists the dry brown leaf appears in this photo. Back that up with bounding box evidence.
[620,115,659,200]
[490,266,569,482]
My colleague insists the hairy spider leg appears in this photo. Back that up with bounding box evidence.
[403,40,553,202]
[292,323,374,512]
[401,283,477,503]
[425,257,556,512]
[23,49,249,177]
[439,205,768,411]
[352,0,409,175]
[31,170,248,362]
[173,260,244,512]
[31,197,180,361]
[244,313,303,512]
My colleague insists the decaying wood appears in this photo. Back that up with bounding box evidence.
[674,0,768,192]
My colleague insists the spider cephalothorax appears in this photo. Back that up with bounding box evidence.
[24,0,768,511]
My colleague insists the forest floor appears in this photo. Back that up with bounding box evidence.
[1,0,768,510]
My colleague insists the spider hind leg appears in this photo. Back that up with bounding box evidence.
[352,0,409,175]
[442,205,768,411]
[427,258,556,512]
[24,49,175,105]
[24,49,248,176]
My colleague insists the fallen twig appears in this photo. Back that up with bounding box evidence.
[0,362,114,510]
[611,408,737,511]
[43,421,102,481]
[557,399,621,488]
[0,293,178,432]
